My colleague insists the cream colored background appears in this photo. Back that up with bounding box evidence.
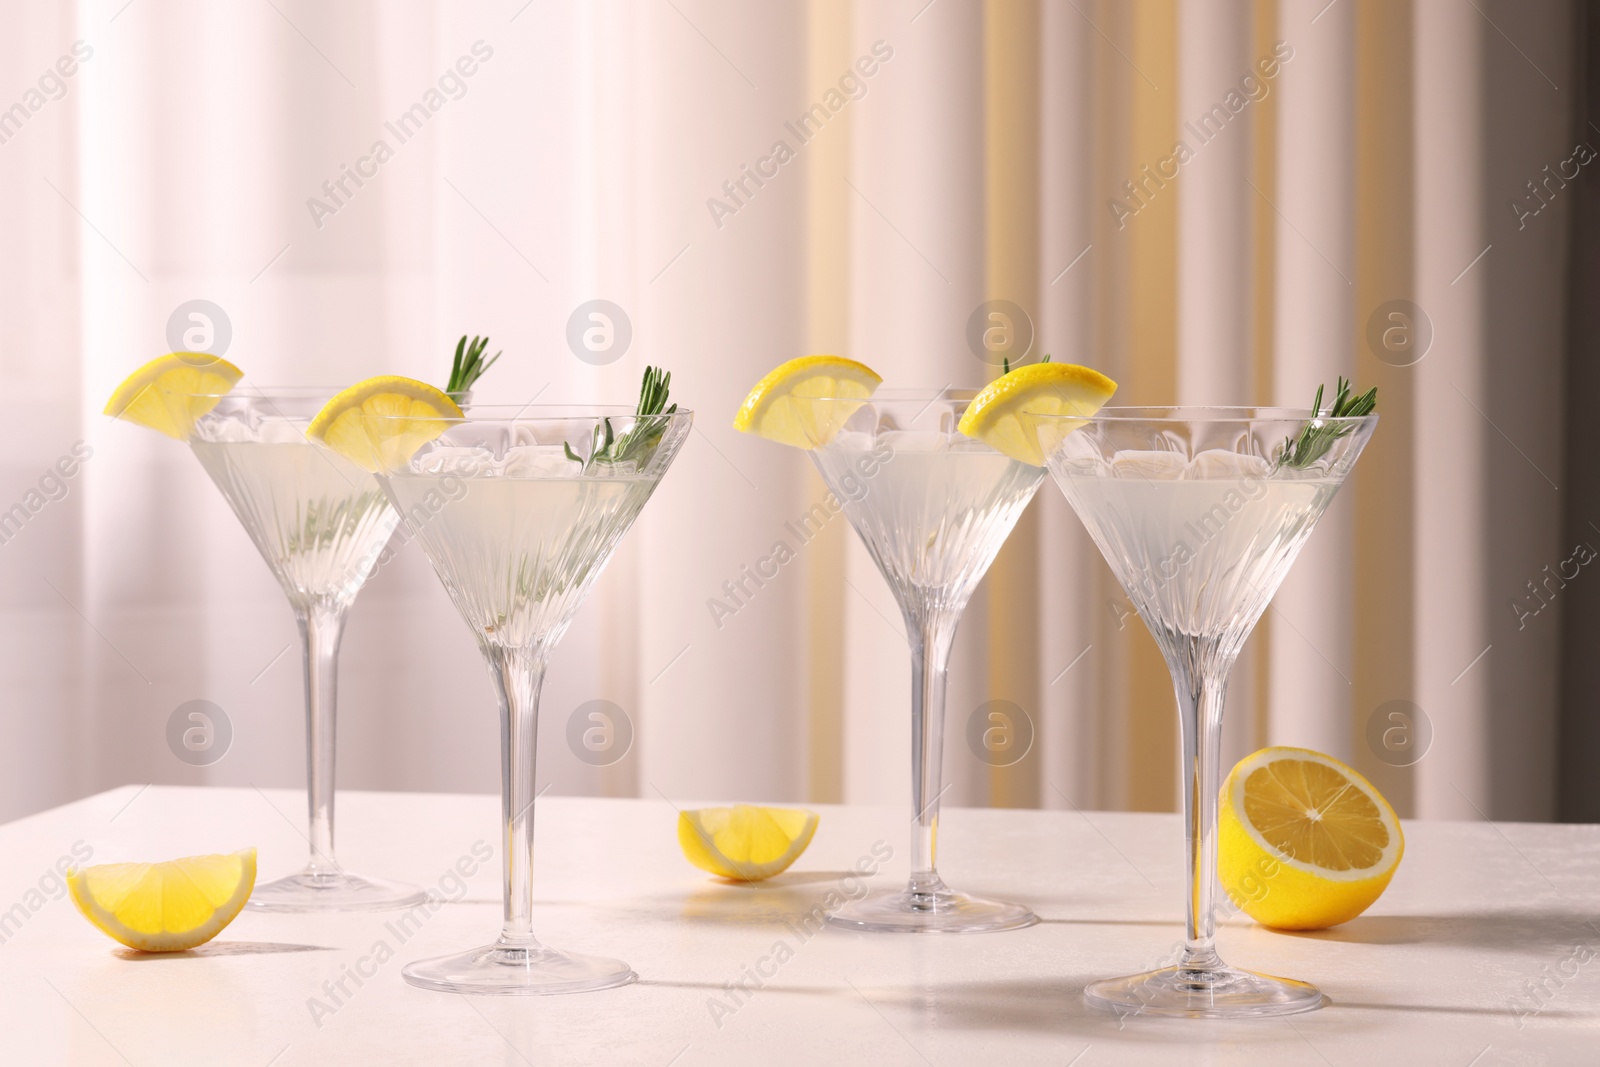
[0,0,1578,824]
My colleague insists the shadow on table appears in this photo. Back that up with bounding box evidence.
[648,973,1600,1038]
[716,871,861,888]
[639,975,1340,1045]
[446,873,882,928]
[112,941,336,961]
[1334,999,1599,1021]
[590,886,1193,931]
[668,876,1163,928]
[1279,910,1600,953]
[1034,918,1176,927]
[668,873,880,927]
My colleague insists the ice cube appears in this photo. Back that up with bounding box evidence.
[257,419,307,444]
[192,413,312,445]
[826,430,875,453]
[415,445,497,476]
[509,424,544,450]
[1185,449,1271,481]
[878,430,951,454]
[1109,449,1188,479]
[501,444,583,478]
[946,434,993,453]
[192,415,256,443]
[825,428,876,451]
[1042,430,1103,468]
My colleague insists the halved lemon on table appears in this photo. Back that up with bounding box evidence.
[734,355,881,449]
[678,805,820,882]
[1218,747,1403,930]
[957,361,1118,465]
[306,375,463,472]
[102,353,244,439]
[69,848,256,952]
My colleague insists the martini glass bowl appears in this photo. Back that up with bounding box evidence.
[190,389,426,912]
[362,405,692,994]
[791,390,1044,933]
[1029,405,1377,1018]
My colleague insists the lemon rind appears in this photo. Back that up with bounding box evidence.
[306,376,463,472]
[102,354,245,440]
[955,362,1118,464]
[1224,747,1404,883]
[679,806,820,881]
[733,356,881,449]
[956,363,1118,436]
[733,356,881,430]
[68,848,257,952]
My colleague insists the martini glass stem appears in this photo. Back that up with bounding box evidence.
[489,643,548,949]
[908,610,958,898]
[1170,635,1232,969]
[299,599,348,879]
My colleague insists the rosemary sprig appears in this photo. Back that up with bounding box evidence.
[563,365,678,470]
[1280,376,1377,469]
[1001,352,1052,375]
[446,334,502,401]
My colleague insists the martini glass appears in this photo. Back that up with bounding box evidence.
[189,390,427,912]
[791,390,1044,933]
[362,406,692,994]
[1029,406,1377,1018]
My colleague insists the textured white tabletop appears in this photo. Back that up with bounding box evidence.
[1,786,1595,1065]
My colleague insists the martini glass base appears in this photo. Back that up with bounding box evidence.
[1085,964,1323,1019]
[247,870,428,913]
[825,883,1037,933]
[402,942,637,996]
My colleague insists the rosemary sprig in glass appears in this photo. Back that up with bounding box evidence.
[1279,376,1377,470]
[446,334,502,402]
[564,365,678,471]
[1001,352,1051,375]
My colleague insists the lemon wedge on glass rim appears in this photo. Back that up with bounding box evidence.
[69,848,257,952]
[678,806,820,882]
[102,353,244,439]
[733,355,881,449]
[306,375,463,471]
[1218,746,1404,930]
[956,361,1118,465]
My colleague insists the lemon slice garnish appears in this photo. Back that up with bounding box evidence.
[103,353,244,439]
[306,375,464,472]
[678,805,820,882]
[69,848,257,952]
[733,355,881,449]
[1219,747,1404,930]
[956,362,1117,465]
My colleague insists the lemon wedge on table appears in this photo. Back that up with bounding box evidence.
[69,848,256,952]
[306,375,463,472]
[678,806,820,882]
[734,355,881,448]
[1218,747,1404,931]
[102,353,244,439]
[956,361,1117,465]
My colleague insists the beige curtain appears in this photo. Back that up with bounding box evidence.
[812,0,1574,825]
[0,0,1576,824]
[800,0,1577,821]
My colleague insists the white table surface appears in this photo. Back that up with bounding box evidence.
[1,786,1596,1065]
